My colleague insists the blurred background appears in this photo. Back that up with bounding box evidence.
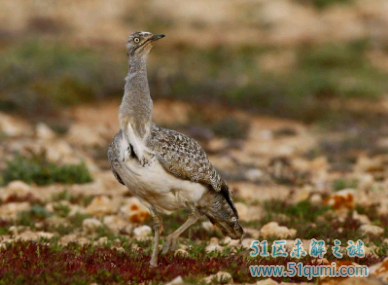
[1,1,388,283]
[1,0,388,174]
[1,0,388,123]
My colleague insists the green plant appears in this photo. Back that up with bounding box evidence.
[0,38,125,116]
[2,152,93,186]
[332,178,358,191]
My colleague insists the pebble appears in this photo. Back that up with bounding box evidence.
[86,196,113,215]
[82,218,102,232]
[202,271,233,284]
[260,222,296,239]
[133,225,152,237]
[360,224,384,236]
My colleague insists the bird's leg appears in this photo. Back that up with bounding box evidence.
[149,208,163,267]
[161,212,199,254]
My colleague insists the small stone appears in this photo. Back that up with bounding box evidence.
[119,197,150,223]
[165,276,184,285]
[103,215,128,233]
[260,222,296,239]
[202,221,214,232]
[15,231,54,241]
[36,123,56,140]
[202,271,232,284]
[0,202,30,219]
[241,238,254,249]
[112,246,126,253]
[6,180,30,194]
[8,225,27,235]
[37,232,55,239]
[310,193,322,205]
[369,257,388,283]
[206,237,223,252]
[324,189,355,210]
[59,234,78,245]
[245,169,263,182]
[174,249,189,257]
[86,196,113,215]
[205,244,224,253]
[259,130,273,140]
[46,140,74,163]
[221,236,232,245]
[256,278,279,285]
[97,237,108,245]
[360,224,384,236]
[316,258,330,265]
[352,211,370,225]
[234,202,248,221]
[133,225,152,237]
[67,124,102,146]
[244,227,260,239]
[15,231,39,241]
[82,218,102,232]
[0,112,32,137]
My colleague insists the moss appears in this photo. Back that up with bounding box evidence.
[0,241,382,284]
[294,0,353,10]
[210,117,250,140]
[332,178,358,191]
[2,152,93,186]
[263,199,330,222]
[17,205,52,227]
[0,38,125,117]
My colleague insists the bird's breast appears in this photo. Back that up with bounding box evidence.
[116,154,207,214]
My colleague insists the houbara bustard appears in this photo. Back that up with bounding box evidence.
[108,31,244,267]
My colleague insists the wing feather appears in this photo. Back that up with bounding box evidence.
[148,126,227,192]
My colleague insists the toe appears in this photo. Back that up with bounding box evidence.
[170,238,178,252]
[161,239,171,255]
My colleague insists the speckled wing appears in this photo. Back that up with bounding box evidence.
[107,131,125,186]
[148,125,227,192]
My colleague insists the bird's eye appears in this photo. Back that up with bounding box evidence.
[133,37,140,43]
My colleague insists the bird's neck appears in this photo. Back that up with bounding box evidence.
[119,55,153,127]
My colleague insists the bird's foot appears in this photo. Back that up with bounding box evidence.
[161,235,178,254]
[149,256,158,268]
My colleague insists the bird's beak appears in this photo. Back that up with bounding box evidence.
[149,34,165,42]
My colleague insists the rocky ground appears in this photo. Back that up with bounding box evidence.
[0,100,387,284]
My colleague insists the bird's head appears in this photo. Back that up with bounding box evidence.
[125,31,165,58]
[207,211,245,240]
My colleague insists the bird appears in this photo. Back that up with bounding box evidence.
[108,31,244,267]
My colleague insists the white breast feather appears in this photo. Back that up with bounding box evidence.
[116,139,207,213]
